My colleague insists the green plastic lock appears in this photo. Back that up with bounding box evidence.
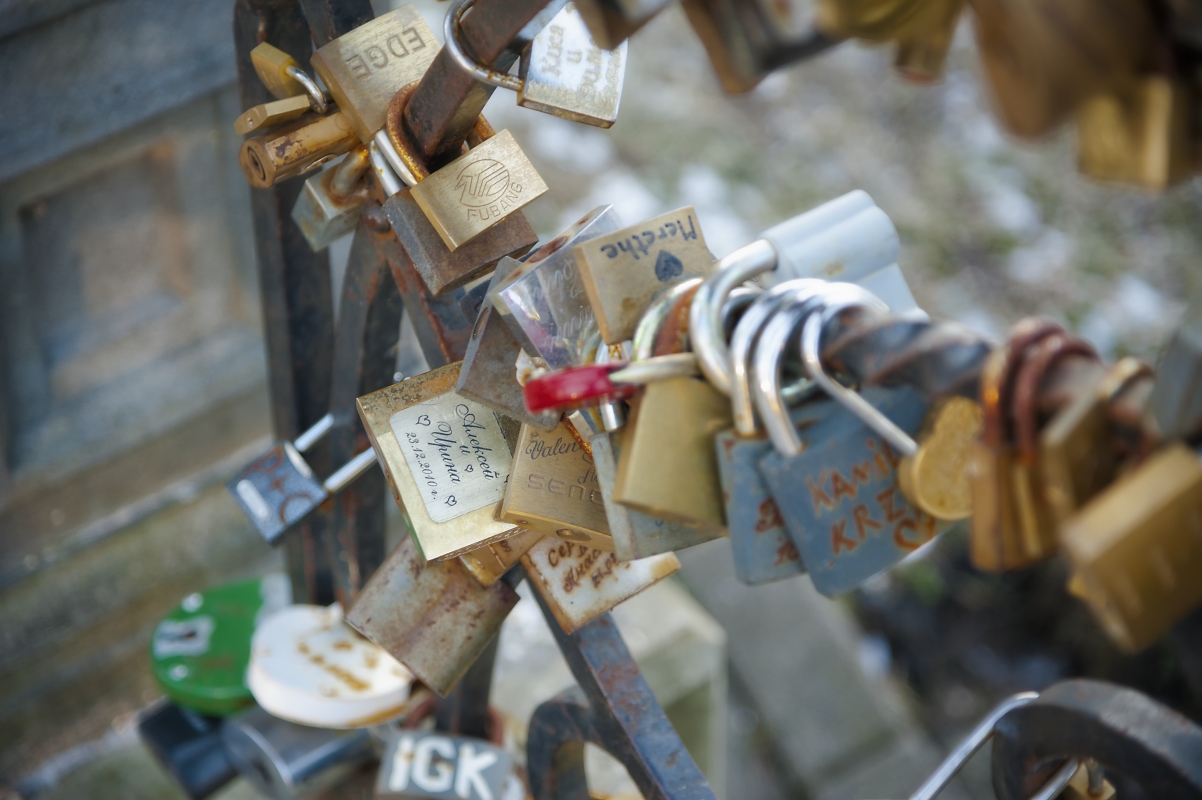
[150,574,290,716]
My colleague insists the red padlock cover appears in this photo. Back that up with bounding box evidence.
[523,363,638,413]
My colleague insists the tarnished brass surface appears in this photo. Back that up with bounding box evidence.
[356,363,523,562]
[575,206,713,344]
[237,111,359,189]
[250,42,306,100]
[459,528,543,587]
[311,6,440,143]
[410,130,548,251]
[501,421,614,552]
[680,0,763,94]
[234,95,312,135]
[898,396,983,521]
[1077,76,1193,190]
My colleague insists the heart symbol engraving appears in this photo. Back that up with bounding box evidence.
[416,414,432,426]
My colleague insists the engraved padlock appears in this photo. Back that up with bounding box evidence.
[356,363,524,561]
[445,0,627,128]
[376,729,515,800]
[227,413,379,543]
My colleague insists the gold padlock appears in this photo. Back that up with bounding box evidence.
[234,95,313,135]
[891,0,964,83]
[310,6,441,143]
[499,420,615,552]
[250,42,310,100]
[897,395,984,521]
[237,111,360,188]
[1077,74,1194,190]
[1061,442,1202,652]
[460,528,543,587]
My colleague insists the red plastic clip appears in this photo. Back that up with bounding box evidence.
[523,363,639,413]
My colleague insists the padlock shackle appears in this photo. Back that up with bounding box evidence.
[444,0,526,93]
[284,64,329,115]
[294,413,335,452]
[632,278,703,361]
[368,141,404,197]
[323,447,379,494]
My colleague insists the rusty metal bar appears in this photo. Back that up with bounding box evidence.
[402,0,557,167]
[299,0,374,47]
[527,584,716,800]
[326,219,402,607]
[234,0,336,605]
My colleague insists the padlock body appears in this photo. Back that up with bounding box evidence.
[227,442,327,543]
[376,730,513,799]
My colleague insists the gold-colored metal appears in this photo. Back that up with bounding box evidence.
[612,377,731,532]
[817,0,928,41]
[679,0,763,94]
[1061,442,1202,653]
[897,396,983,521]
[575,207,714,345]
[250,42,307,100]
[572,0,651,51]
[891,0,964,83]
[234,95,313,135]
[1077,75,1193,191]
[521,537,679,633]
[500,421,614,552]
[310,6,440,142]
[460,528,543,586]
[237,111,360,189]
[409,130,549,251]
[356,362,524,562]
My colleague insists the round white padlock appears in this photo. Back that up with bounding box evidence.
[247,603,413,728]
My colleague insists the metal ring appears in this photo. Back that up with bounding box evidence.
[800,286,913,457]
[285,65,328,114]
[690,239,778,394]
[444,0,524,92]
[632,278,703,361]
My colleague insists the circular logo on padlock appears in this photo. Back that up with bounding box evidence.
[455,158,511,207]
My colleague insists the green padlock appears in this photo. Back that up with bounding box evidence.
[150,574,290,716]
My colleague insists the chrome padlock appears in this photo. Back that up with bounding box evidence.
[138,702,237,800]
[489,205,624,369]
[446,0,627,128]
[291,145,372,252]
[756,285,942,596]
[456,255,560,430]
[227,413,379,543]
[221,705,374,800]
[347,535,519,695]
[376,730,513,800]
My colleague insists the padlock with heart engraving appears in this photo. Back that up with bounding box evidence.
[756,285,942,596]
[376,729,515,800]
[347,535,519,695]
[227,414,379,544]
[445,0,628,128]
[356,363,524,562]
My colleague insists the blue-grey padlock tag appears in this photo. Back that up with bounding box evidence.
[227,442,327,543]
[717,397,838,586]
[376,730,513,800]
[759,387,942,596]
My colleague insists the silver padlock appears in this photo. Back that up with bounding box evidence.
[375,730,514,800]
[221,705,374,800]
[445,0,627,128]
[227,413,378,543]
[291,145,372,252]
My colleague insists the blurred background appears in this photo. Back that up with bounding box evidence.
[1,0,1200,797]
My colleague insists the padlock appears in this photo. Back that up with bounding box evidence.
[151,574,290,716]
[1041,357,1150,523]
[574,206,716,344]
[816,0,963,82]
[356,363,523,562]
[757,285,942,596]
[234,95,313,136]
[456,256,560,429]
[221,705,375,800]
[238,111,360,189]
[1061,442,1202,652]
[375,729,513,799]
[409,129,549,251]
[1077,74,1194,190]
[680,0,763,94]
[138,702,237,800]
[460,528,543,587]
[1148,298,1202,442]
[228,414,379,544]
[968,318,1063,572]
[521,536,679,633]
[968,0,1157,139]
[309,6,441,143]
[246,603,414,728]
[490,205,625,369]
[250,42,326,104]
[500,419,614,551]
[291,145,372,252]
[896,395,983,521]
[346,535,519,695]
[691,190,918,397]
[444,0,627,128]
[890,0,964,82]
[572,0,672,50]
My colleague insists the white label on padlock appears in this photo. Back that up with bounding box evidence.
[389,395,513,523]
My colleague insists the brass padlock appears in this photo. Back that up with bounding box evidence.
[356,362,524,562]
[1061,442,1202,653]
[234,95,313,136]
[575,206,716,344]
[897,395,984,521]
[499,419,615,551]
[1077,74,1194,190]
[573,0,671,50]
[891,0,964,83]
[310,6,441,143]
[460,528,543,587]
[680,0,764,94]
[250,42,313,100]
[238,111,359,188]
